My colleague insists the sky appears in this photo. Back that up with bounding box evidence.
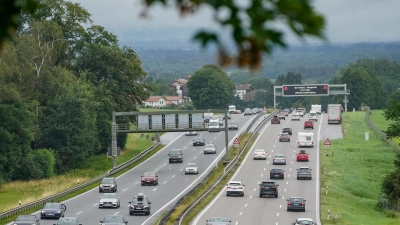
[69,0,400,46]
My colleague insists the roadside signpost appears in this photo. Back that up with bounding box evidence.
[233,137,240,147]
[324,138,331,148]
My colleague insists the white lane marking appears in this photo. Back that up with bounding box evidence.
[163,181,167,184]
[214,137,217,139]
[245,204,248,207]
[267,161,269,164]
[316,114,323,224]
[235,221,238,225]
[282,196,285,199]
[123,188,128,191]
[264,168,266,171]
[274,145,276,147]
[239,212,243,216]
[288,174,290,177]
[277,213,279,216]
[249,195,252,199]
[155,169,158,172]
[153,188,157,191]
[286,181,288,184]
[93,203,98,206]
[272,150,274,152]
[135,182,139,184]
[180,169,183,171]
[163,163,167,166]
[194,156,197,159]
[269,155,272,158]
[276,223,278,225]
[253,188,256,191]
[114,212,119,215]
[172,175,175,178]
[284,189,286,192]
[290,168,292,171]
[280,205,282,208]
[76,211,82,215]
[184,146,187,149]
[261,174,263,177]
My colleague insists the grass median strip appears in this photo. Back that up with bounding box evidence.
[320,111,399,225]
[160,132,258,225]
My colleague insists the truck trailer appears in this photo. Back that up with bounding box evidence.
[327,104,342,124]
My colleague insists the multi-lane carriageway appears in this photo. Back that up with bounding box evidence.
[26,113,256,225]
[193,113,342,225]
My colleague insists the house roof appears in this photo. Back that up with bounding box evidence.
[164,96,182,101]
[169,79,188,86]
[235,83,250,90]
[146,96,164,102]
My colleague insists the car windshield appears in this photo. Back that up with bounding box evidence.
[261,182,274,186]
[255,149,265,152]
[102,179,114,184]
[205,144,215,148]
[194,137,203,141]
[57,218,77,225]
[131,197,148,204]
[296,220,314,224]
[290,197,303,202]
[283,128,291,131]
[103,216,124,223]
[43,203,60,209]
[143,172,155,177]
[16,215,35,221]
[275,154,284,158]
[170,150,181,155]
[102,193,117,199]
[281,133,288,137]
[299,167,310,171]
[187,163,197,167]
[271,169,282,172]
[229,182,241,186]
[209,217,229,222]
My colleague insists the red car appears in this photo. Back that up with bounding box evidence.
[141,172,158,186]
[304,120,314,129]
[296,150,309,162]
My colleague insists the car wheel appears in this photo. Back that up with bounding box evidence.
[226,193,229,196]
[270,177,273,179]
[310,177,312,180]
[282,176,284,179]
[241,193,244,197]
[275,194,278,198]
[287,208,290,212]
[303,209,306,212]
[297,177,299,180]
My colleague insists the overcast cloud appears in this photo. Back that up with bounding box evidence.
[70,0,400,44]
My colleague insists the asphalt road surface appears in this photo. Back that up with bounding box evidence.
[29,113,259,225]
[193,113,342,225]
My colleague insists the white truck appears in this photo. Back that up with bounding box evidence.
[327,104,342,124]
[204,113,213,123]
[311,105,321,114]
[297,132,314,147]
[208,119,220,132]
[228,105,236,114]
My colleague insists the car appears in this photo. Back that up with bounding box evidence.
[304,120,314,129]
[259,180,279,198]
[291,113,300,121]
[228,123,238,130]
[283,108,290,115]
[54,217,82,225]
[297,108,307,115]
[282,127,293,135]
[278,113,286,120]
[192,137,205,146]
[226,181,245,196]
[252,108,259,114]
[219,119,224,126]
[141,172,158,186]
[291,218,317,225]
[185,131,198,136]
[296,150,309,162]
[128,193,151,215]
[99,177,117,193]
[297,166,312,180]
[100,215,128,225]
[40,202,66,219]
[269,168,285,179]
[287,197,306,212]
[244,108,252,116]
[271,115,280,124]
[290,108,297,113]
[272,154,287,165]
[279,133,290,142]
[168,149,183,163]
[235,110,242,114]
[185,163,199,174]
[99,193,120,208]
[13,215,40,225]
[204,143,217,154]
[253,149,267,160]
[206,217,232,225]
[296,109,304,117]
[223,114,231,120]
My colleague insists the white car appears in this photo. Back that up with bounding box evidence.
[98,193,120,208]
[253,149,267,160]
[291,218,317,225]
[226,181,245,196]
[185,131,198,136]
[291,113,300,121]
[184,163,199,174]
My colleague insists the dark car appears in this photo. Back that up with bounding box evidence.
[228,123,238,130]
[40,202,66,219]
[206,217,232,225]
[192,137,205,146]
[282,127,292,135]
[204,143,217,154]
[259,180,279,198]
[271,116,280,124]
[99,177,117,193]
[54,217,82,225]
[100,215,127,225]
[13,215,40,225]
[141,172,158,186]
[287,197,306,212]
[269,168,285,179]
[168,149,183,163]
[128,193,151,215]
[304,120,314,129]
[279,133,290,142]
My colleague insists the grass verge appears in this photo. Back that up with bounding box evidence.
[160,132,258,225]
[368,109,400,145]
[0,133,163,224]
[320,111,399,225]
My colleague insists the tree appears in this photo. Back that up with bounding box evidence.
[382,152,400,203]
[187,64,234,109]
[383,98,400,139]
[1,0,325,70]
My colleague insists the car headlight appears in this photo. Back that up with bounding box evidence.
[144,205,149,208]
[178,156,182,158]
[111,184,115,187]
[141,178,145,181]
[57,210,61,213]
[41,210,45,213]
[129,205,133,208]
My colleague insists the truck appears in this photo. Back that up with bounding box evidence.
[228,105,236,114]
[297,132,314,147]
[204,113,213,123]
[327,104,342,124]
[311,105,321,114]
[208,119,220,132]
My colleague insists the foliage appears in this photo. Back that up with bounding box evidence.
[12,149,55,180]
[383,99,400,139]
[187,64,234,109]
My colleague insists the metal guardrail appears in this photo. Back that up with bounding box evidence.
[0,142,160,221]
[170,110,279,225]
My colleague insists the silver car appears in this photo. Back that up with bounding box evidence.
[206,217,232,225]
[54,217,82,225]
[204,143,217,154]
[291,218,317,225]
[99,193,120,208]
[297,167,313,180]
[272,154,287,165]
[185,163,199,174]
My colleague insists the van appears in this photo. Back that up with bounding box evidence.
[208,119,220,132]
[297,132,314,147]
[308,111,318,121]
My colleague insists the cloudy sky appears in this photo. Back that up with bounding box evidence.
[70,0,400,45]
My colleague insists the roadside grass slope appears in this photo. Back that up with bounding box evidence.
[320,111,399,225]
[369,109,400,145]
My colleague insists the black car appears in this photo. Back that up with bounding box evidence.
[129,193,151,215]
[100,215,127,225]
[192,137,205,146]
[282,127,292,135]
[259,181,279,198]
[168,149,183,163]
[228,123,238,130]
[13,215,40,225]
[99,177,117,193]
[40,202,66,219]
[54,217,82,225]
[269,168,285,179]
[286,197,306,212]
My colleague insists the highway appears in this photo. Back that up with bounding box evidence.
[32,113,258,225]
[193,113,342,225]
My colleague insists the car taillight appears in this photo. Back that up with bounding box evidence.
[302,202,305,206]
[288,202,291,205]
[280,172,283,174]
[227,186,231,189]
[261,186,264,188]
[238,187,242,189]
[298,141,300,145]
[262,154,265,155]
[312,141,314,145]
[272,186,276,188]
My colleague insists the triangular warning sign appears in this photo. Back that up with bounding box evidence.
[324,138,331,145]
[233,137,240,144]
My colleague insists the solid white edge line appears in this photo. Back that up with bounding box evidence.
[316,114,323,224]
[192,120,271,225]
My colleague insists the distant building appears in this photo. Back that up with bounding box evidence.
[143,96,167,107]
[169,78,191,102]
[164,96,185,105]
[235,83,251,99]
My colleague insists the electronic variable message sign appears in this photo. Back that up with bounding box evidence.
[282,84,329,96]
